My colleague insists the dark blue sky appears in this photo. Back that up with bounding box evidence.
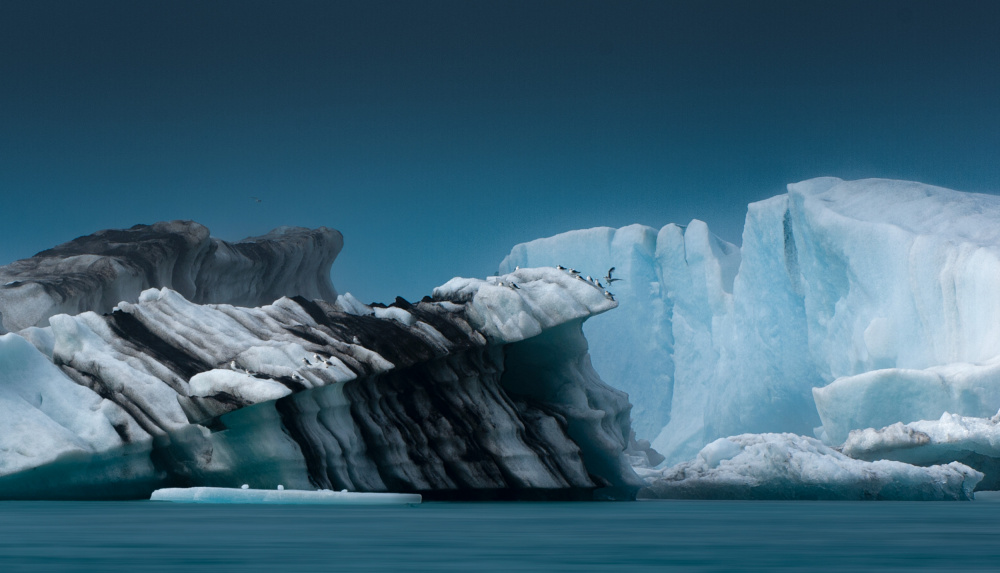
[2,1,998,303]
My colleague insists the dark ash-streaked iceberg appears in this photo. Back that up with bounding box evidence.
[0,236,640,501]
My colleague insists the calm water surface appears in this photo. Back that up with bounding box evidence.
[1,499,999,572]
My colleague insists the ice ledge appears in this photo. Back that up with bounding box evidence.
[433,267,617,344]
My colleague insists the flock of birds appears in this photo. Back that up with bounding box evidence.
[229,352,339,382]
[498,266,623,302]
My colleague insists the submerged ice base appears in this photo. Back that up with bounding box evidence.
[150,487,421,505]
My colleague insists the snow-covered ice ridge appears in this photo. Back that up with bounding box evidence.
[0,266,640,500]
[0,221,342,333]
[501,177,1000,466]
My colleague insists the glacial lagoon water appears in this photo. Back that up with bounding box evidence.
[2,500,1000,572]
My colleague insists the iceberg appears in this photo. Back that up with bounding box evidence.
[502,177,1000,464]
[636,433,982,501]
[0,224,640,501]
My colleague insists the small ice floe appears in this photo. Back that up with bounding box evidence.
[150,486,421,505]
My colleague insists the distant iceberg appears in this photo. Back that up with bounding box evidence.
[502,177,1000,466]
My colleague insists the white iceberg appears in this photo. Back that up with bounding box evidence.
[502,177,1000,463]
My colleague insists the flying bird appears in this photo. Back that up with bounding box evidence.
[604,267,622,284]
[250,196,262,203]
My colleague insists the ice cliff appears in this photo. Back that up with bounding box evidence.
[0,221,341,334]
[0,249,640,500]
[501,177,1000,466]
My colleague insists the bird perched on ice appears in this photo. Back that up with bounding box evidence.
[230,360,239,371]
[604,267,622,285]
[508,282,520,290]
[302,357,312,366]
[556,265,566,271]
[604,290,615,301]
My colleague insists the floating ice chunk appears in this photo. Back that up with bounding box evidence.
[842,411,1000,489]
[639,433,982,501]
[844,412,1000,462]
[150,487,421,505]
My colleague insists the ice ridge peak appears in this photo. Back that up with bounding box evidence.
[0,221,342,333]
